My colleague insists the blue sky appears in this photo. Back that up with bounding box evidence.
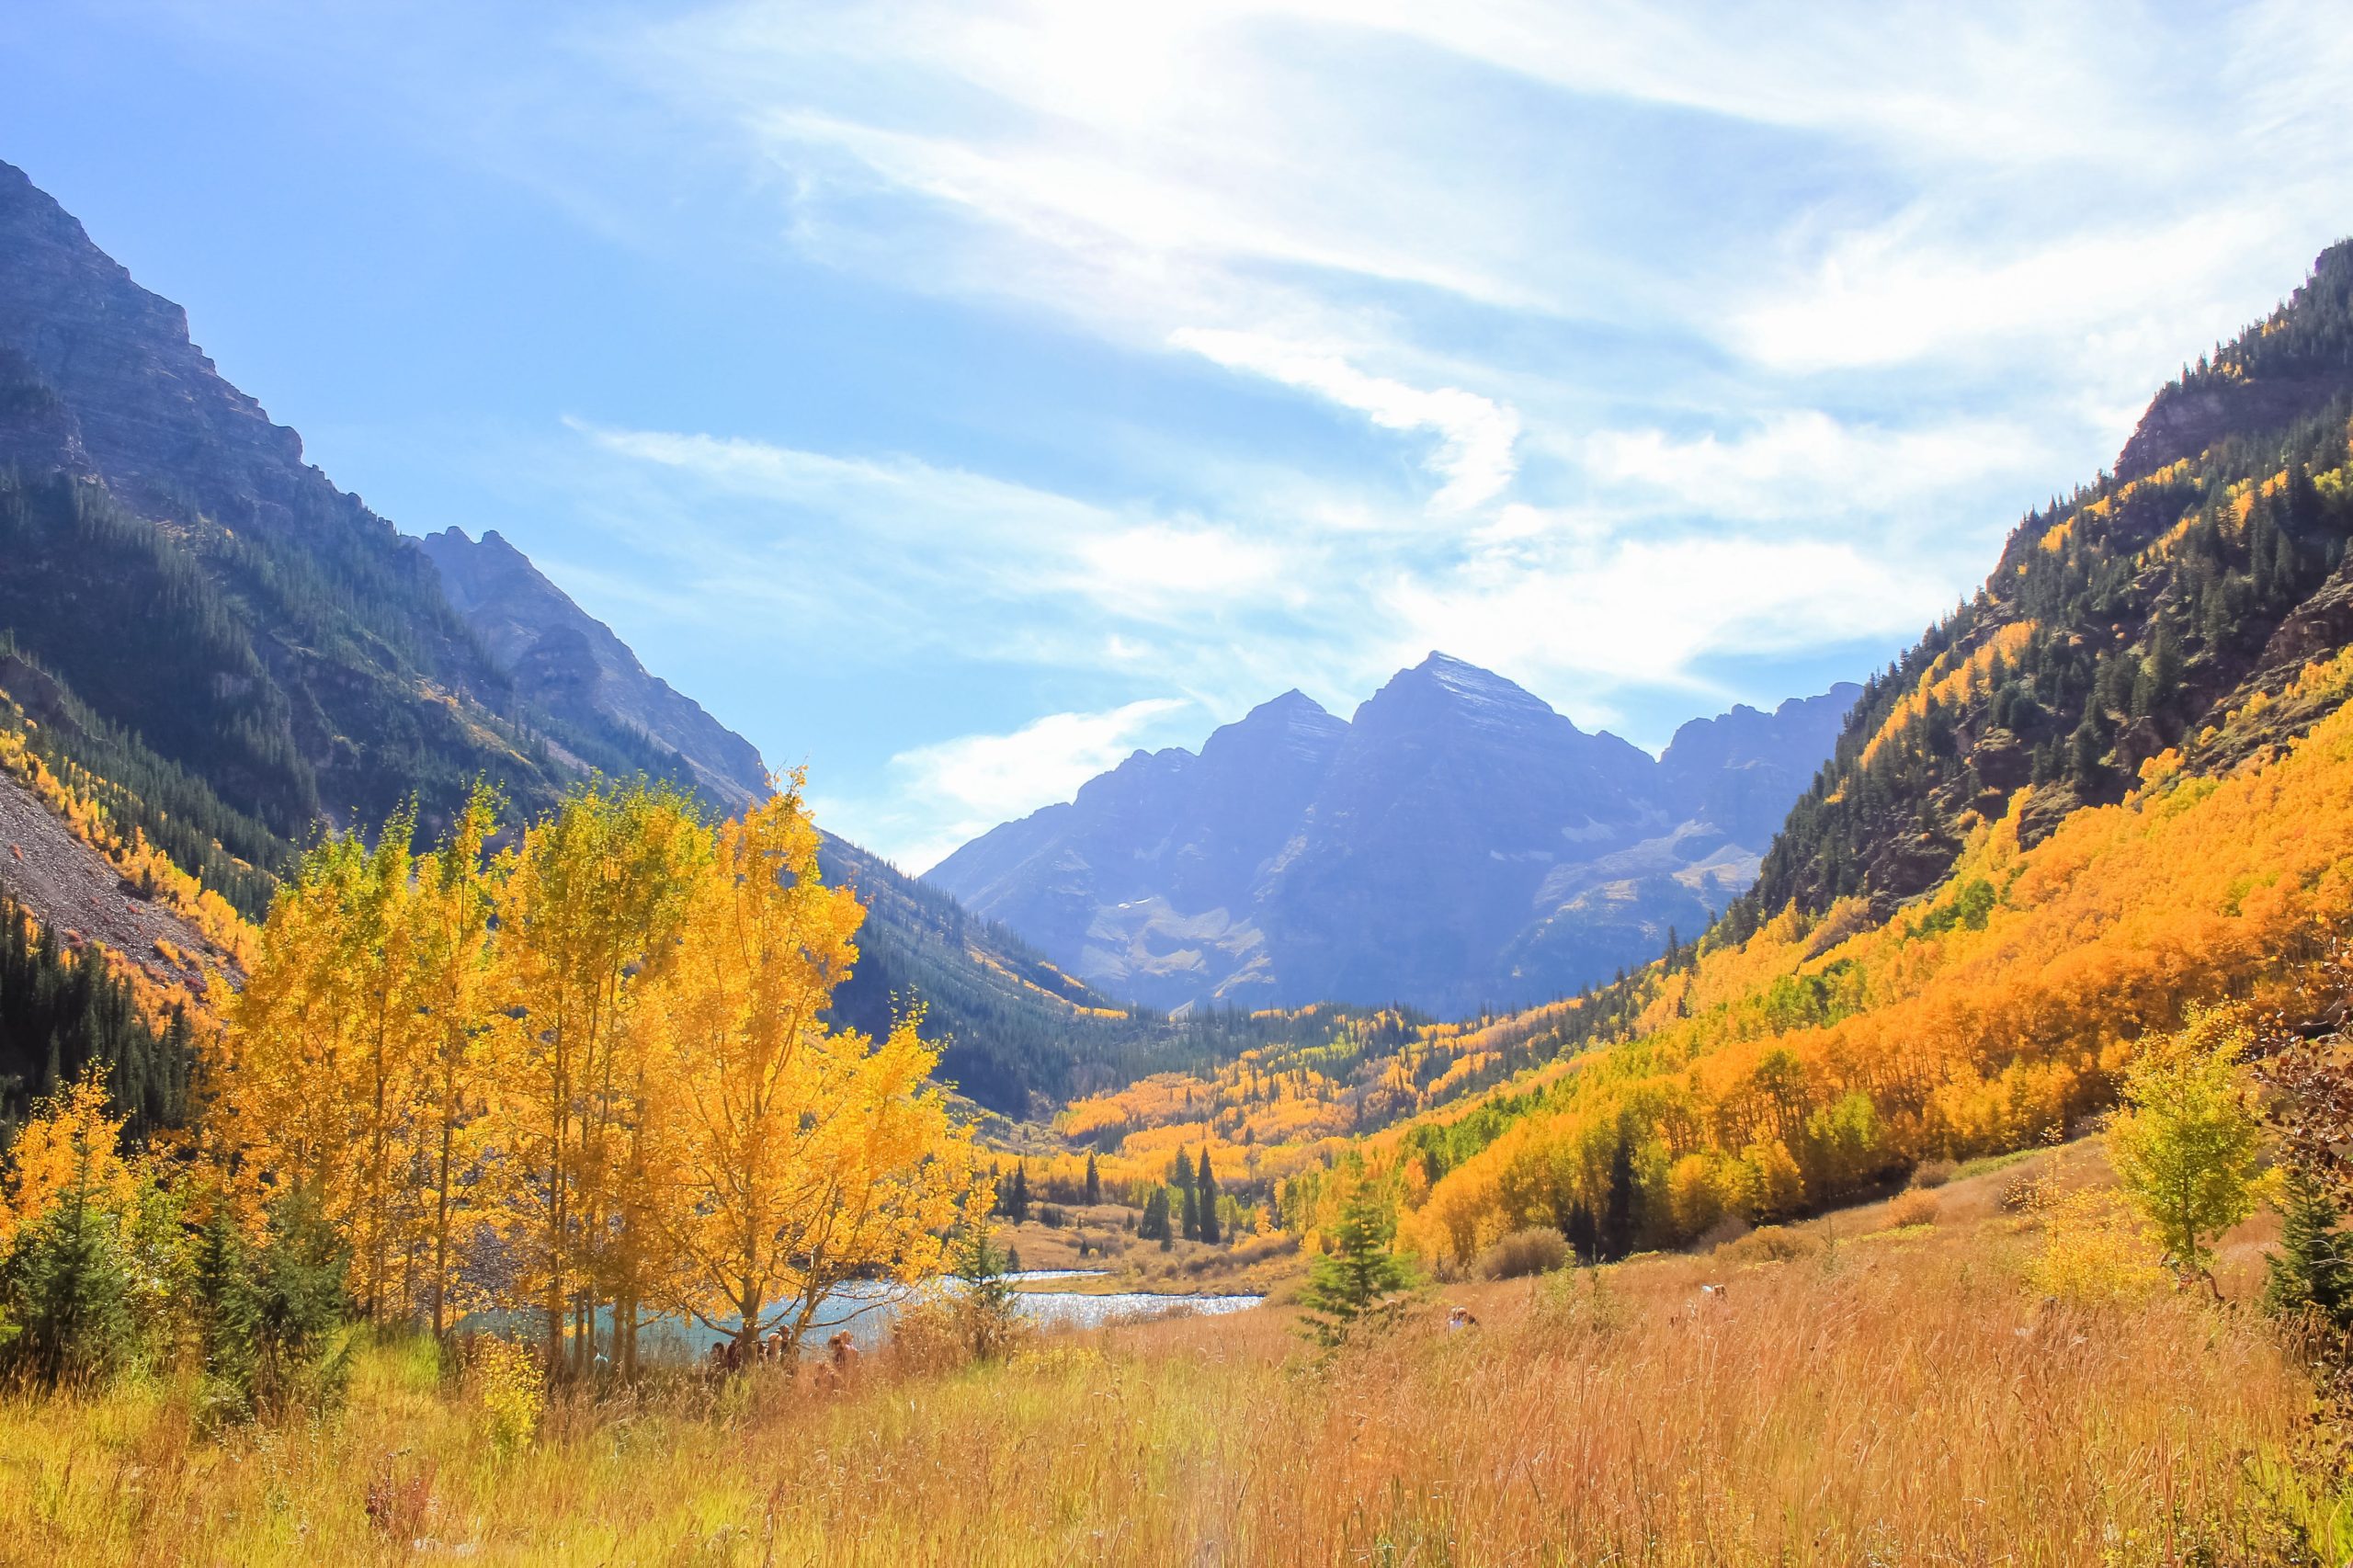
[6,2,2352,870]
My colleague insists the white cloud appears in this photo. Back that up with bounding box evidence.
[1170,328,1521,511]
[510,1,2353,855]
[1072,524,1290,606]
[864,699,1191,871]
[1387,534,1949,695]
[1577,411,2061,522]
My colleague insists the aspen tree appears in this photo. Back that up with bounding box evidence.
[644,778,984,1358]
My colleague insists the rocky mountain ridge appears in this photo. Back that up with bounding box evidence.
[929,655,1857,1016]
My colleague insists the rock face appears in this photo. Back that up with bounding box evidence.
[419,527,771,814]
[928,654,1858,1016]
[0,156,570,836]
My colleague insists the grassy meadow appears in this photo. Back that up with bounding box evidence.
[0,1141,2338,1567]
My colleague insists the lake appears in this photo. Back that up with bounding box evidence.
[501,1271,1266,1363]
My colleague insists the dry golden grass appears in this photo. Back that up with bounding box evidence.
[0,1150,2327,1565]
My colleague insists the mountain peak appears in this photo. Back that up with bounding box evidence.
[1361,651,1568,733]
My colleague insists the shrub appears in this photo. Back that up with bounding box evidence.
[469,1336,544,1451]
[1476,1226,1568,1280]
[1909,1158,1960,1190]
[1697,1215,1753,1254]
[1730,1224,1819,1264]
[2024,1188,2169,1306]
[1999,1172,2050,1213]
[1885,1190,1940,1229]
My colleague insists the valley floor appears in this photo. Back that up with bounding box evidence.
[0,1144,2336,1566]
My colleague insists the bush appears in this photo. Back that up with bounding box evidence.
[1886,1190,1940,1229]
[1697,1215,1753,1254]
[2024,1188,2169,1306]
[1909,1159,1960,1190]
[1999,1172,2050,1213]
[1727,1225,1820,1265]
[1475,1226,1569,1280]
[468,1336,544,1450]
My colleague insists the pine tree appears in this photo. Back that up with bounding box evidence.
[1084,1153,1101,1207]
[2264,1166,2353,1326]
[1007,1162,1031,1224]
[1198,1150,1222,1245]
[950,1227,1023,1361]
[0,1142,134,1388]
[1140,1187,1174,1247]
[1295,1187,1416,1349]
[1601,1135,1640,1260]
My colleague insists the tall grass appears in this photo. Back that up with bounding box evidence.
[0,1185,2323,1565]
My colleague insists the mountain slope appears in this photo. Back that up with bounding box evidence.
[0,157,1191,1116]
[1723,240,2353,942]
[1371,237,2353,1264]
[1039,240,2353,1261]
[0,157,676,853]
[417,527,771,816]
[930,654,1857,1016]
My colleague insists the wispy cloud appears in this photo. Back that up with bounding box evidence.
[828,699,1192,871]
[1171,328,1521,511]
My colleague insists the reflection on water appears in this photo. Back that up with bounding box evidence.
[477,1270,1263,1363]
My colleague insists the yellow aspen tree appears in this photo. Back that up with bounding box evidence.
[343,803,427,1323]
[215,835,372,1236]
[482,779,704,1374]
[215,810,431,1322]
[0,1067,140,1249]
[410,783,501,1337]
[645,778,984,1358]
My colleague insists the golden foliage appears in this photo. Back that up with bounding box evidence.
[1397,682,2353,1266]
[210,773,982,1364]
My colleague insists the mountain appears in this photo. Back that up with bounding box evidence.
[417,527,771,815]
[1722,239,2353,943]
[928,654,1858,1016]
[0,157,1183,1116]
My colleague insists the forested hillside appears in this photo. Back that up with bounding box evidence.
[1724,240,2353,934]
[1359,240,2353,1263]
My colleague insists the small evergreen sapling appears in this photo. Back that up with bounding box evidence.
[1296,1187,1418,1349]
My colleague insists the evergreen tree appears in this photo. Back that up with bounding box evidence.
[190,1187,353,1421]
[2264,1166,2353,1327]
[1563,1203,1599,1265]
[1175,1148,1200,1239]
[0,1142,134,1388]
[1601,1135,1641,1260]
[1198,1150,1222,1245]
[1084,1152,1101,1206]
[1139,1187,1175,1247]
[1006,1161,1031,1224]
[1295,1187,1416,1349]
[950,1227,1024,1361]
